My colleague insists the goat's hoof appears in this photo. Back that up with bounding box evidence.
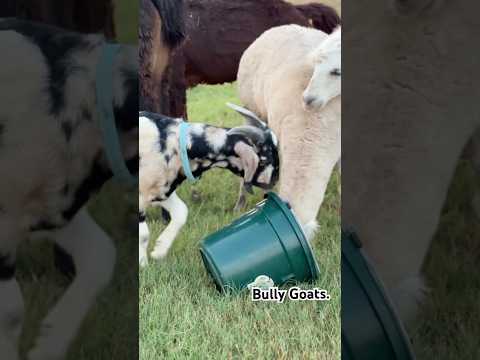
[139,256,148,268]
[150,248,168,260]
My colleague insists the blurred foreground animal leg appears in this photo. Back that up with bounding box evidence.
[0,216,24,360]
[150,192,188,260]
[28,209,115,360]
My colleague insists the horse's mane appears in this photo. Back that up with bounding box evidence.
[295,3,340,34]
[151,0,186,48]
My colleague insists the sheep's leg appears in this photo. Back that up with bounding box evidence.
[150,192,188,260]
[0,216,24,360]
[28,208,115,360]
[139,212,149,267]
[233,180,248,211]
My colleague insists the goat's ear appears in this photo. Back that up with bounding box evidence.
[226,102,268,129]
[233,141,259,187]
[227,125,266,145]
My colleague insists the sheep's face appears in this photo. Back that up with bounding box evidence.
[303,28,341,110]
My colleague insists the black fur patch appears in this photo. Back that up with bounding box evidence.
[61,121,73,141]
[0,253,15,280]
[141,111,177,153]
[29,220,60,232]
[0,19,92,115]
[161,208,171,223]
[54,244,76,279]
[114,68,139,131]
[62,155,111,221]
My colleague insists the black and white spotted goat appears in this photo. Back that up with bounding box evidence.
[0,19,139,360]
[139,110,280,266]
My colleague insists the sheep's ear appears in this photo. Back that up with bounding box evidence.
[226,102,268,129]
[227,125,266,145]
[233,141,259,188]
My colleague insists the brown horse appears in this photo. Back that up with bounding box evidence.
[161,0,340,117]
[140,0,185,113]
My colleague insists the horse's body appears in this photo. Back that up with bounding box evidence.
[160,0,340,117]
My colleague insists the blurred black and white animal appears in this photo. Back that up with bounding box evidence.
[0,18,139,360]
[139,110,280,266]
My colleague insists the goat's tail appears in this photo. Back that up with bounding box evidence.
[295,3,341,34]
[151,0,185,48]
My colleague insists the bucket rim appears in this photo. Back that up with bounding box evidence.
[342,230,416,359]
[266,192,320,280]
[199,247,227,292]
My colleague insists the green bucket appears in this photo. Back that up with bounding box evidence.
[342,230,415,360]
[200,192,319,292]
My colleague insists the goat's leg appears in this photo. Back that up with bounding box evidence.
[0,216,24,360]
[139,212,149,267]
[28,208,115,360]
[233,180,248,211]
[150,192,188,260]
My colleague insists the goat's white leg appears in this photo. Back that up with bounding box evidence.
[150,192,188,260]
[234,180,248,211]
[139,214,149,267]
[0,216,24,360]
[28,208,115,360]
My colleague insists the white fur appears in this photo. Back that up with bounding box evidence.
[28,209,115,360]
[303,28,341,109]
[150,192,188,260]
[237,25,341,237]
[139,221,150,267]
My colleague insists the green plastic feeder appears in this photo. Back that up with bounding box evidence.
[342,230,415,360]
[200,192,319,292]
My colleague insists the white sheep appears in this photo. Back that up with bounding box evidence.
[233,25,341,240]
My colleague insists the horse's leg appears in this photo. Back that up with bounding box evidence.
[0,215,24,360]
[28,208,115,360]
[150,192,188,260]
[233,180,248,211]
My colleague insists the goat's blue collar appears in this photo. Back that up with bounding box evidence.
[179,122,197,182]
[96,43,138,187]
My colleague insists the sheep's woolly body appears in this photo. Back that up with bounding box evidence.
[237,25,341,229]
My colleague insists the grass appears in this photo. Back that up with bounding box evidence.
[140,83,341,359]
[412,160,480,359]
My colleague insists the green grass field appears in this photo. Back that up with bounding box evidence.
[139,83,341,359]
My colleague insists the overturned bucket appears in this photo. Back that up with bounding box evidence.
[200,192,319,292]
[342,230,415,360]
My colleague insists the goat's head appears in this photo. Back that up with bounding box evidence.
[226,104,280,193]
[303,27,341,110]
